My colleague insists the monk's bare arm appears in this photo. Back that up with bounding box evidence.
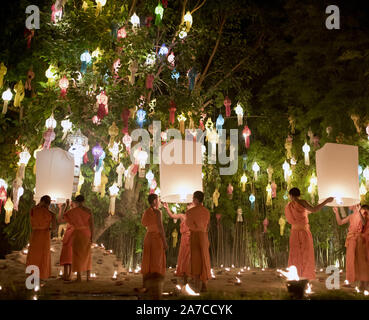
[163,203,184,220]
[333,207,350,225]
[297,198,333,213]
[156,211,167,250]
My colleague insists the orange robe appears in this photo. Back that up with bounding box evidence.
[186,205,211,283]
[141,207,166,276]
[348,212,369,282]
[64,207,92,273]
[59,224,74,266]
[26,206,52,280]
[285,201,315,280]
[176,219,191,277]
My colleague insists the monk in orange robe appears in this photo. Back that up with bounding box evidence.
[285,188,333,280]
[26,195,57,281]
[63,195,94,282]
[186,191,211,292]
[163,202,194,285]
[140,194,167,291]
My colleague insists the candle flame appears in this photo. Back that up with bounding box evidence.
[247,267,250,271]
[0,285,2,290]
[220,264,223,268]
[112,271,117,279]
[23,249,28,254]
[364,290,369,296]
[129,267,132,273]
[183,284,200,296]
[34,285,40,292]
[261,268,265,271]
[355,286,360,293]
[33,295,38,300]
[305,283,313,294]
[176,285,182,290]
[236,277,241,283]
[344,280,349,285]
[225,267,230,272]
[232,264,235,268]
[59,270,63,276]
[277,266,299,281]
[211,268,215,279]
[237,272,241,275]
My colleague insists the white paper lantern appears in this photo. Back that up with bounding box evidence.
[160,139,202,203]
[316,143,360,207]
[34,148,74,203]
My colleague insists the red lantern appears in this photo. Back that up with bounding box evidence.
[59,76,69,98]
[117,27,127,39]
[224,96,231,117]
[169,100,176,125]
[0,186,7,209]
[242,125,251,148]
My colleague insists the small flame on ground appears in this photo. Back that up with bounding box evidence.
[235,277,241,283]
[169,266,172,269]
[112,271,117,279]
[355,286,360,293]
[364,290,369,296]
[277,266,299,281]
[211,269,215,279]
[220,264,223,268]
[23,249,28,254]
[261,268,265,271]
[240,268,244,272]
[74,272,77,275]
[33,295,38,300]
[129,267,132,273]
[59,270,63,276]
[109,250,113,254]
[225,267,230,272]
[247,267,250,271]
[184,284,200,296]
[176,285,182,290]
[100,243,105,248]
[237,271,241,275]
[340,270,343,273]
[319,268,323,272]
[91,273,96,278]
[162,292,169,296]
[34,285,40,292]
[305,283,313,294]
[232,264,235,268]
[344,280,349,285]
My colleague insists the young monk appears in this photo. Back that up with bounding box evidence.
[335,204,369,290]
[140,194,167,294]
[163,202,194,285]
[57,199,75,281]
[285,188,333,280]
[63,195,94,282]
[26,195,57,281]
[186,191,211,293]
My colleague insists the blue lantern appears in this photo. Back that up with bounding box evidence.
[216,114,225,136]
[136,108,146,128]
[171,69,180,83]
[159,43,169,56]
[80,50,91,74]
[249,194,255,210]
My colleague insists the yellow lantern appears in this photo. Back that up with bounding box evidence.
[76,173,84,196]
[0,62,7,88]
[13,80,24,108]
[240,173,247,192]
[100,172,108,197]
[183,11,193,32]
[95,0,107,16]
[45,65,57,84]
[279,216,286,236]
[213,188,220,207]
[266,183,272,206]
[177,113,187,134]
[4,198,13,224]
[108,183,119,215]
[108,121,119,148]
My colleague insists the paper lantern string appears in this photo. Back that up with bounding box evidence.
[224,96,231,117]
[92,143,103,167]
[13,80,25,107]
[0,63,7,88]
[24,28,34,49]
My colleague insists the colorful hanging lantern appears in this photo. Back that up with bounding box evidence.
[108,122,119,148]
[236,208,243,223]
[95,0,107,16]
[169,100,176,125]
[285,135,293,159]
[117,27,127,39]
[109,142,121,163]
[96,91,109,120]
[282,160,290,182]
[263,217,269,233]
[45,65,57,84]
[128,60,138,85]
[179,30,187,39]
[0,62,7,89]
[252,162,260,181]
[17,148,31,181]
[82,1,88,11]
[183,11,193,32]
[279,216,286,236]
[167,52,175,66]
[271,181,277,198]
[216,114,224,136]
[227,183,233,199]
[240,173,247,192]
[2,88,12,114]
[0,186,7,210]
[249,194,255,209]
[93,164,103,193]
[266,183,272,206]
[51,2,63,23]
[122,133,132,154]
[207,128,219,160]
[145,52,156,66]
[92,143,104,168]
[136,108,146,128]
[154,2,164,26]
[135,149,148,178]
[171,69,180,83]
[267,166,273,183]
[4,198,14,224]
[13,80,24,108]
[61,119,72,140]
[213,188,220,207]
[149,179,157,194]
[13,180,23,212]
[130,13,140,28]
[177,113,186,134]
[145,170,154,185]
[76,174,84,196]
[302,142,310,166]
[224,96,231,117]
[159,43,168,56]
[235,103,243,126]
[116,163,125,188]
[80,51,92,74]
[59,76,69,99]
[43,114,57,149]
[242,125,251,148]
[108,183,119,215]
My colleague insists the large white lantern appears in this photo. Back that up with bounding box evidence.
[160,139,203,203]
[316,143,360,207]
[34,148,74,203]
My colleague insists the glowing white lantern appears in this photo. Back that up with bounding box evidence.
[252,162,260,181]
[302,142,310,166]
[160,139,202,203]
[282,160,290,182]
[183,11,193,32]
[130,13,140,28]
[146,170,154,184]
[116,163,125,187]
[145,52,156,66]
[316,143,360,207]
[45,114,57,129]
[2,88,12,114]
[17,148,31,180]
[234,103,243,126]
[45,65,57,82]
[135,149,148,178]
[240,173,247,192]
[34,148,74,203]
[61,119,72,140]
[0,179,8,190]
[108,183,119,215]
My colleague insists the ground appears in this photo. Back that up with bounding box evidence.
[0,239,367,300]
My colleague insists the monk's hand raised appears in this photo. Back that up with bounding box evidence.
[326,197,334,203]
[333,207,339,214]
[163,202,168,210]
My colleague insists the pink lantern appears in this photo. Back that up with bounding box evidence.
[169,100,176,125]
[59,76,69,99]
[242,125,251,148]
[122,133,132,153]
[117,27,127,39]
[263,217,269,233]
[366,125,369,139]
[97,91,108,120]
[0,186,6,209]
[51,3,63,23]
[227,183,233,199]
[150,179,157,194]
[271,181,277,198]
[224,96,231,117]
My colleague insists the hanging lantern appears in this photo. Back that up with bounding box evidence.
[59,76,69,99]
[167,52,175,66]
[122,133,132,154]
[177,113,186,134]
[282,160,290,182]
[4,198,14,224]
[242,125,251,148]
[279,216,286,236]
[179,30,187,39]
[363,166,369,189]
[149,179,157,194]
[61,119,72,140]
[249,194,255,210]
[266,183,272,206]
[171,69,180,83]
[271,181,277,198]
[100,172,108,197]
[2,88,12,114]
[136,108,146,128]
[252,162,260,181]
[116,163,125,188]
[159,43,168,57]
[112,58,121,79]
[0,62,7,89]
[108,183,119,215]
[80,51,92,74]
[302,142,310,165]
[316,143,360,207]
[285,135,293,159]
[43,114,57,149]
[34,148,74,203]
[128,60,138,85]
[267,166,273,183]
[326,126,332,137]
[109,142,121,163]
[13,182,24,212]
[240,173,247,192]
[93,163,103,193]
[145,52,156,66]
[263,217,269,233]
[117,27,127,39]
[213,188,220,207]
[17,148,31,181]
[216,114,224,136]
[96,91,109,120]
[235,103,243,126]
[82,1,88,11]
[160,139,203,203]
[0,186,7,210]
[135,149,148,178]
[66,129,88,168]
[154,2,164,25]
[224,96,231,117]
[227,183,233,199]
[45,65,57,84]
[169,101,176,125]
[207,128,219,160]
[95,0,107,16]
[130,13,140,28]
[13,80,24,108]
[183,11,193,32]
[76,174,84,196]
[108,122,119,148]
[92,143,104,168]
[350,114,361,134]
[51,2,63,23]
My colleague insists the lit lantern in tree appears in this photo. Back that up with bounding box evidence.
[13,180,23,212]
[13,80,24,108]
[34,148,74,203]
[136,109,146,128]
[0,62,7,88]
[45,65,57,84]
[66,129,88,164]
[216,114,224,136]
[0,186,6,210]
[93,164,103,193]
[17,148,31,181]
[242,125,251,148]
[271,181,277,198]
[121,134,132,155]
[92,143,104,168]
[112,59,121,80]
[80,51,92,74]
[59,76,69,99]
[160,139,203,203]
[109,142,121,163]
[308,173,318,199]
[350,114,361,134]
[302,142,310,166]
[95,0,106,16]
[249,194,255,210]
[235,103,243,126]
[240,173,247,192]
[61,119,72,140]
[116,163,125,187]
[43,114,57,149]
[128,60,138,85]
[169,100,176,125]
[149,179,157,194]
[2,88,12,114]
[179,30,187,39]
[316,143,360,207]
[213,188,220,207]
[263,217,269,233]
[207,128,219,160]
[100,172,108,197]
[154,2,164,25]
[177,113,186,134]
[4,198,13,224]
[227,183,233,199]
[167,52,175,66]
[266,183,272,206]
[171,69,180,83]
[183,11,193,32]
[159,43,168,56]
[145,52,156,66]
[252,162,260,181]
[363,166,369,189]
[96,91,109,120]
[108,183,119,215]
[326,126,332,137]
[236,208,243,222]
[224,96,231,117]
[76,174,84,196]
[82,1,88,11]
[279,216,286,236]
[282,160,290,182]
[146,170,154,185]
[130,13,140,29]
[117,27,127,39]
[285,135,293,159]
[135,149,148,178]
[51,2,63,23]
[108,122,119,148]
[267,166,273,183]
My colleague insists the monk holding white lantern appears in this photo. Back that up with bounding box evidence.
[316,143,360,207]
[34,148,74,203]
[160,139,203,203]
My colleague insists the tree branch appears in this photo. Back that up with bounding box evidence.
[128,0,138,19]
[196,14,226,90]
[191,0,206,14]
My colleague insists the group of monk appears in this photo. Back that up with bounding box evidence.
[140,191,211,294]
[285,187,369,290]
[26,195,94,284]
